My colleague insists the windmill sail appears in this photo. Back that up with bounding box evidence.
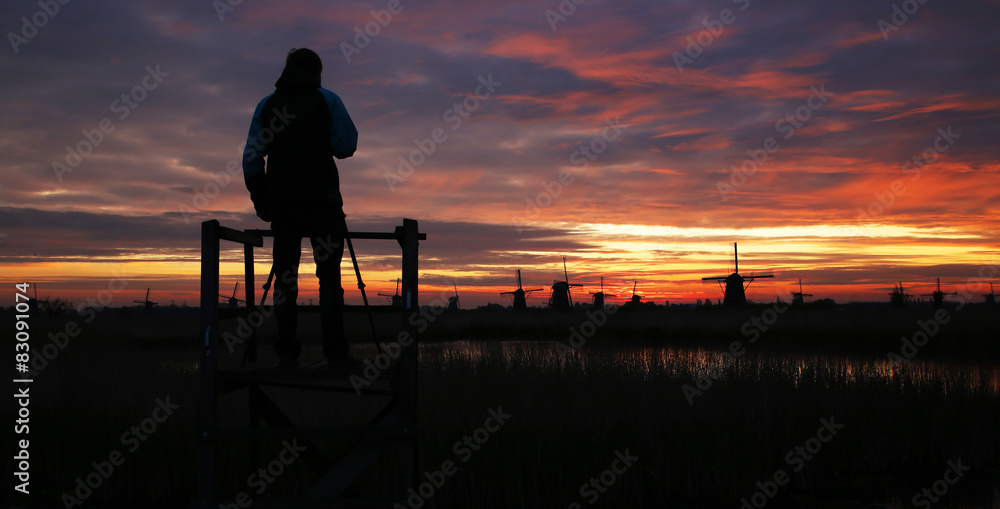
[702,243,773,306]
[501,269,542,311]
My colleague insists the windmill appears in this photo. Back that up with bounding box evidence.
[448,283,460,311]
[922,278,958,309]
[134,288,157,313]
[379,279,403,307]
[501,270,543,311]
[27,283,39,314]
[701,243,773,306]
[984,283,996,305]
[590,276,616,309]
[792,279,813,306]
[219,282,246,308]
[548,257,582,311]
[889,282,910,308]
[626,280,643,307]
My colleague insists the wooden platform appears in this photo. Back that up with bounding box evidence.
[216,359,397,396]
[194,219,423,509]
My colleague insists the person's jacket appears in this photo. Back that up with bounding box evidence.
[242,63,357,218]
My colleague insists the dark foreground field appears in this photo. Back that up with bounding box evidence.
[5,305,999,508]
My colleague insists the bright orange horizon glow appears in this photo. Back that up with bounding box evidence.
[8,222,998,309]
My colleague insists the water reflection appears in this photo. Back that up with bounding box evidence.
[420,340,1000,397]
[176,339,1000,398]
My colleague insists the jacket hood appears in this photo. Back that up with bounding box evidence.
[275,63,320,93]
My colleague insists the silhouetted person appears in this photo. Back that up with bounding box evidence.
[242,48,358,368]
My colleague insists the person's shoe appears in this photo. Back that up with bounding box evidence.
[326,356,363,369]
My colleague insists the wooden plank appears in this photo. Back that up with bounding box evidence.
[294,304,400,313]
[303,405,403,500]
[217,307,253,320]
[217,366,397,383]
[220,304,400,314]
[249,385,334,474]
[219,226,264,246]
[233,380,395,395]
[244,228,426,241]
[215,498,399,508]
[199,425,417,441]
[219,379,393,396]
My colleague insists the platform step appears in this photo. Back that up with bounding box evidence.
[219,360,398,380]
[216,359,399,396]
[207,498,400,509]
[199,425,417,441]
[218,305,402,319]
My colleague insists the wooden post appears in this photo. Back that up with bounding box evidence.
[398,218,419,492]
[399,219,418,418]
[243,240,257,363]
[197,220,220,507]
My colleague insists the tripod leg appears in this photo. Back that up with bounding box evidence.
[240,264,275,367]
[342,218,381,351]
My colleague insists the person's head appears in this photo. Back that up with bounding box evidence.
[285,48,322,77]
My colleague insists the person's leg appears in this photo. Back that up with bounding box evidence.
[271,218,303,363]
[311,226,347,360]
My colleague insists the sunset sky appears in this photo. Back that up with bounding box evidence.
[2,0,998,308]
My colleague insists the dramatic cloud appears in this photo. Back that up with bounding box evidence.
[2,0,998,306]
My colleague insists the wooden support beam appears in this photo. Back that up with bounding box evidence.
[218,304,399,320]
[219,225,264,246]
[303,398,401,500]
[247,385,334,474]
[232,380,396,396]
[398,219,419,421]
[200,425,417,441]
[197,219,426,508]
[213,498,399,508]
[244,228,426,241]
[197,220,220,506]
[244,240,257,364]
[396,218,419,494]
[217,366,396,382]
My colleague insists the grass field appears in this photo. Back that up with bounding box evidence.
[5,305,999,508]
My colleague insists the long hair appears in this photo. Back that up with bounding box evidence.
[285,48,322,76]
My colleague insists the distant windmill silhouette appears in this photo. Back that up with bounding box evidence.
[628,280,643,306]
[548,257,582,311]
[448,283,460,311]
[889,282,910,308]
[134,288,157,313]
[379,279,403,307]
[27,283,39,314]
[501,270,543,311]
[702,243,773,306]
[922,278,958,309]
[219,282,245,308]
[792,279,813,306]
[590,276,616,309]
[984,283,996,305]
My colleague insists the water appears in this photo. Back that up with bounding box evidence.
[421,340,1000,397]
[418,340,1000,508]
[178,338,999,507]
